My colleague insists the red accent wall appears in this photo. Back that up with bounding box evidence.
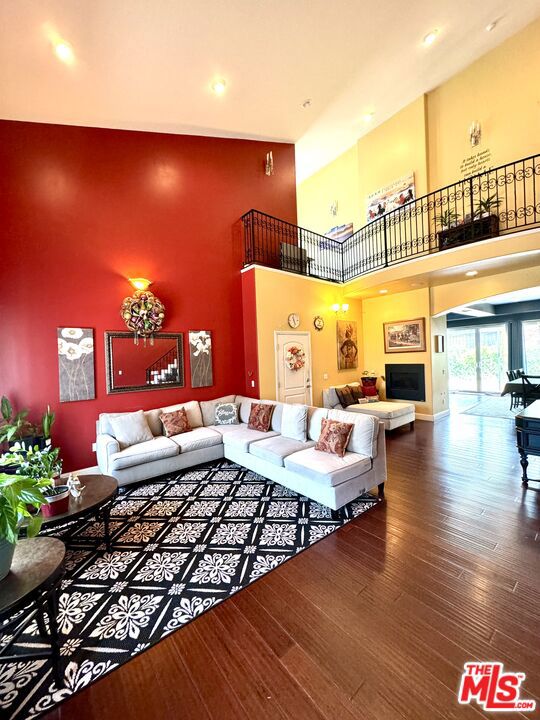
[0,120,297,470]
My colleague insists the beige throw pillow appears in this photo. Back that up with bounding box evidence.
[110,410,154,449]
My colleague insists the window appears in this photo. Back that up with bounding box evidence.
[522,319,540,374]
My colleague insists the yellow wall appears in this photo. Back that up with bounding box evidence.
[428,18,540,189]
[297,18,540,228]
[357,95,428,219]
[362,288,444,417]
[296,144,361,236]
[252,267,364,404]
[431,264,540,317]
[297,97,428,233]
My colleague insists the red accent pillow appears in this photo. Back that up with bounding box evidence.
[315,418,354,458]
[361,376,377,387]
[362,384,378,397]
[161,408,191,436]
[248,403,275,432]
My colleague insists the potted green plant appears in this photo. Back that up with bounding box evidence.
[41,405,56,440]
[471,194,501,241]
[473,194,502,219]
[435,209,460,231]
[0,397,56,450]
[437,194,501,251]
[0,396,37,447]
[0,398,56,476]
[0,472,50,580]
[1,444,68,518]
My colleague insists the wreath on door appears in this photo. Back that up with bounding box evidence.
[286,345,306,371]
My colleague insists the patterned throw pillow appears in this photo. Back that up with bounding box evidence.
[335,386,356,408]
[161,408,191,437]
[349,385,365,403]
[215,402,240,425]
[247,403,275,432]
[315,418,354,458]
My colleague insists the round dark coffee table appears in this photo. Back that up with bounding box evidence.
[0,537,65,685]
[40,474,118,551]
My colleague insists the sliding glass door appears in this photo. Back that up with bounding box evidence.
[523,319,540,374]
[448,324,508,393]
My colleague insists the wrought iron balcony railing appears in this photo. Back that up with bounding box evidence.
[241,153,540,283]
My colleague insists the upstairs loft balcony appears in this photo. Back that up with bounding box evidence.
[240,154,540,284]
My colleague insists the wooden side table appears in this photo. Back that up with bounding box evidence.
[39,475,118,552]
[0,537,65,686]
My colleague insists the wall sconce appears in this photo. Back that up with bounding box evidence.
[129,277,153,291]
[332,303,349,313]
[329,200,338,216]
[469,121,481,147]
[265,151,274,176]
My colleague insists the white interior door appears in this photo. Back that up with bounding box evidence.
[275,331,313,404]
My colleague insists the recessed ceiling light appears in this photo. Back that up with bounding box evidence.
[54,40,74,64]
[362,112,375,123]
[301,98,312,109]
[379,289,388,294]
[486,20,498,32]
[465,270,478,277]
[422,29,439,47]
[211,78,227,96]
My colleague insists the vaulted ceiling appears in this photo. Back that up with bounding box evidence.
[1,0,539,181]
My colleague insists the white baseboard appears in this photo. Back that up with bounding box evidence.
[415,409,450,423]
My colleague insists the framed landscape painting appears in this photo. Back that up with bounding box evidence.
[383,318,426,353]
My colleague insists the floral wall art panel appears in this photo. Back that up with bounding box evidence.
[189,330,213,388]
[57,327,96,402]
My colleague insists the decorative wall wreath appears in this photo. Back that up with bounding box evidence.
[285,345,306,371]
[121,289,165,344]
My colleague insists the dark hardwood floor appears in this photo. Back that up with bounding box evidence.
[47,413,540,720]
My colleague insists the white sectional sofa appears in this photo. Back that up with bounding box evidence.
[323,383,415,431]
[96,395,387,511]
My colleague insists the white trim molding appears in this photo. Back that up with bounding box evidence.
[415,409,450,422]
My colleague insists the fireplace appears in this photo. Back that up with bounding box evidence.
[385,364,425,402]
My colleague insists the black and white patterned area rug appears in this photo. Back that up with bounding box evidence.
[1,460,379,719]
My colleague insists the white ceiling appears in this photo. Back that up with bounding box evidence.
[1,0,540,183]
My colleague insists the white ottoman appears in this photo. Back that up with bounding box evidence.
[345,401,415,431]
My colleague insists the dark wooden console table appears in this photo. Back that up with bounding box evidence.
[515,400,540,486]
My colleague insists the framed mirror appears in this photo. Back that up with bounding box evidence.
[105,332,184,394]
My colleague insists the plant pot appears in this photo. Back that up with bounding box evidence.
[0,538,15,581]
[438,214,499,250]
[41,485,70,517]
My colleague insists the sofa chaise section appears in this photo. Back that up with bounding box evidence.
[323,383,415,431]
